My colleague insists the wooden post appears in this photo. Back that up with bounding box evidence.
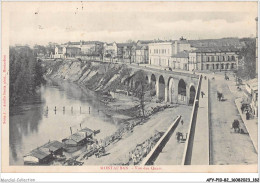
[89,107,90,114]
[70,127,72,135]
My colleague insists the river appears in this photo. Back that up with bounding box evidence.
[9,79,118,165]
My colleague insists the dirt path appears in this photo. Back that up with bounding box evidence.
[209,79,257,165]
[84,105,192,165]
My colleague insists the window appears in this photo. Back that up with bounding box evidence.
[206,64,209,70]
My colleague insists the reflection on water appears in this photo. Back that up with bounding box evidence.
[9,80,118,165]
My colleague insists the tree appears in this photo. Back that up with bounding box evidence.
[238,39,256,79]
[9,46,46,106]
[133,70,150,118]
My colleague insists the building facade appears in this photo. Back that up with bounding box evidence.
[189,47,239,71]
[103,42,118,62]
[171,51,189,70]
[148,42,174,67]
[148,39,194,68]
[135,45,149,64]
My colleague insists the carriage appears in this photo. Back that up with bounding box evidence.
[217,91,224,101]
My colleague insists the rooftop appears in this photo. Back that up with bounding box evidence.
[191,46,239,53]
[24,140,63,160]
[172,51,190,58]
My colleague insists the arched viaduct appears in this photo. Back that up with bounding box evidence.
[127,66,200,105]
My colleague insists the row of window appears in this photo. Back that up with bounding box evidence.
[204,55,236,62]
[150,49,170,54]
[204,63,235,70]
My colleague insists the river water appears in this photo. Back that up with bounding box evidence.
[9,80,118,165]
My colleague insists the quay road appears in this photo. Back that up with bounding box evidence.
[208,74,257,165]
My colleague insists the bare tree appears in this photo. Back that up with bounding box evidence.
[133,70,150,118]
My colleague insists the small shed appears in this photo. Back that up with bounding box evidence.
[23,140,64,165]
[62,132,87,147]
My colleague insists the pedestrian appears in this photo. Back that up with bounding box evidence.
[181,120,184,125]
[246,111,250,120]
[201,91,205,98]
[204,76,207,80]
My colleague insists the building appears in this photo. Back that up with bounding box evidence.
[62,127,94,147]
[245,78,258,117]
[135,45,149,64]
[54,45,81,58]
[171,51,189,70]
[133,40,154,63]
[23,140,64,165]
[54,46,64,58]
[117,43,136,63]
[148,41,174,67]
[148,38,194,67]
[188,47,239,71]
[103,42,118,62]
[79,41,103,55]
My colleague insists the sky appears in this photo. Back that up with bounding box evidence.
[5,1,258,46]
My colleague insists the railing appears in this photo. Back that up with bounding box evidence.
[140,115,181,165]
[181,74,202,165]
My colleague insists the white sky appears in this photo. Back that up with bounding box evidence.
[5,1,258,46]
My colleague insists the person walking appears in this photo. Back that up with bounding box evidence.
[181,120,184,125]
[201,91,205,98]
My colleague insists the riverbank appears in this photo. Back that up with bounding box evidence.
[44,60,193,165]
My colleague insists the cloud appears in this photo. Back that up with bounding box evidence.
[8,2,257,45]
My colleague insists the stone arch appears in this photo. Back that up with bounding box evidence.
[189,85,196,105]
[178,79,187,103]
[150,74,156,96]
[157,75,165,100]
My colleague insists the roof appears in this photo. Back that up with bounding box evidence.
[172,51,190,58]
[136,45,148,50]
[148,41,174,45]
[24,140,64,160]
[70,132,85,143]
[117,43,136,48]
[42,140,64,152]
[246,78,258,91]
[191,46,239,53]
[137,40,155,45]
[66,46,81,50]
[79,127,94,136]
[27,149,50,159]
[81,41,103,45]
